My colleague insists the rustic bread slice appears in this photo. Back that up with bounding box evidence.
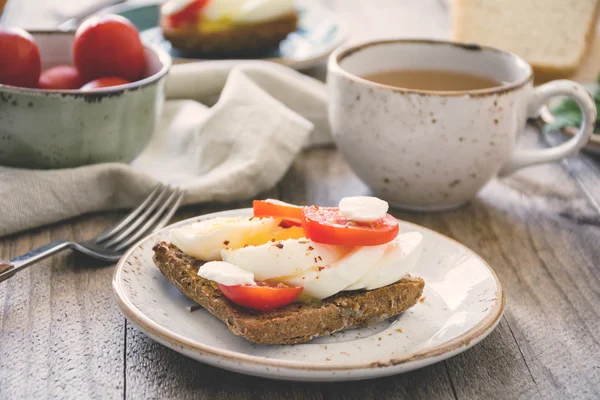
[453,0,600,81]
[152,242,424,345]
[161,12,298,56]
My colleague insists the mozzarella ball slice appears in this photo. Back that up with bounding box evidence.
[198,261,257,286]
[339,196,389,222]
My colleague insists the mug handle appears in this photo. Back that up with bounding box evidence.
[499,80,596,176]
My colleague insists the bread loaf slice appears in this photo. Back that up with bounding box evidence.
[152,242,425,345]
[453,0,600,81]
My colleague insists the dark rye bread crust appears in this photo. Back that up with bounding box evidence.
[152,242,425,345]
[161,12,298,56]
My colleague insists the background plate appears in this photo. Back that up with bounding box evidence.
[112,208,505,382]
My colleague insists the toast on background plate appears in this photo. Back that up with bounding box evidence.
[151,197,425,345]
[453,0,600,82]
[160,0,298,56]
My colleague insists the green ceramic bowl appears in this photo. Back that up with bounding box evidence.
[0,31,171,169]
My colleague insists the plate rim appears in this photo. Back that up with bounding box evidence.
[112,208,505,372]
[100,0,351,70]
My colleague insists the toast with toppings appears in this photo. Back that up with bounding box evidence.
[153,242,425,345]
[161,13,298,56]
[160,0,298,56]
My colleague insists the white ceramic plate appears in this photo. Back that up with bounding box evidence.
[112,208,505,381]
[100,0,349,70]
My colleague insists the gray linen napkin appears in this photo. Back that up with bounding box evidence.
[0,61,331,237]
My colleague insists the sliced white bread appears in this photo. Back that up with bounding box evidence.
[453,0,600,82]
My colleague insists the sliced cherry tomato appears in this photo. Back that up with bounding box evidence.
[80,77,131,91]
[0,27,41,88]
[217,282,303,312]
[253,199,303,225]
[74,14,145,82]
[301,206,399,246]
[164,0,209,27]
[39,65,83,90]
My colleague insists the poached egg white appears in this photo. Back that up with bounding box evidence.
[169,216,304,261]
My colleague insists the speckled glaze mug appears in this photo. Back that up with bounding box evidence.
[328,39,596,211]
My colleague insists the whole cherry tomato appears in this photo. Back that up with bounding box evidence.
[80,77,131,91]
[73,15,145,82]
[39,65,83,90]
[0,27,41,88]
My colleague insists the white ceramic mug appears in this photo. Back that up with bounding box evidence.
[327,39,596,211]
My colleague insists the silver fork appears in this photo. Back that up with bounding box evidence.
[0,184,184,283]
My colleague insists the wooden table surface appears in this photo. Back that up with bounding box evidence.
[2,1,600,399]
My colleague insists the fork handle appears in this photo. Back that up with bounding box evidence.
[0,240,71,283]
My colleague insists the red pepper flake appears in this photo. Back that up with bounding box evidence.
[249,216,255,221]
[274,243,284,249]
[223,240,230,245]
[317,266,325,271]
[317,256,323,261]
[314,257,318,263]
[307,246,314,251]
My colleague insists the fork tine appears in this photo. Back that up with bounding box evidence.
[113,188,183,252]
[103,185,172,248]
[153,190,184,232]
[95,184,164,243]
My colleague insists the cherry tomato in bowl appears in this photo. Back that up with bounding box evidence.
[0,27,41,88]
[80,77,131,91]
[39,65,83,90]
[74,14,145,82]
[217,282,303,312]
[301,206,399,246]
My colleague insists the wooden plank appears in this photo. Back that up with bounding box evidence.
[125,327,324,400]
[0,214,125,399]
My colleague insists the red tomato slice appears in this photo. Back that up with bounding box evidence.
[301,206,399,246]
[253,200,303,225]
[166,0,209,27]
[80,77,131,90]
[217,282,303,312]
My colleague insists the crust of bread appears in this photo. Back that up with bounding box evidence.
[161,12,298,56]
[452,0,600,82]
[152,242,425,345]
